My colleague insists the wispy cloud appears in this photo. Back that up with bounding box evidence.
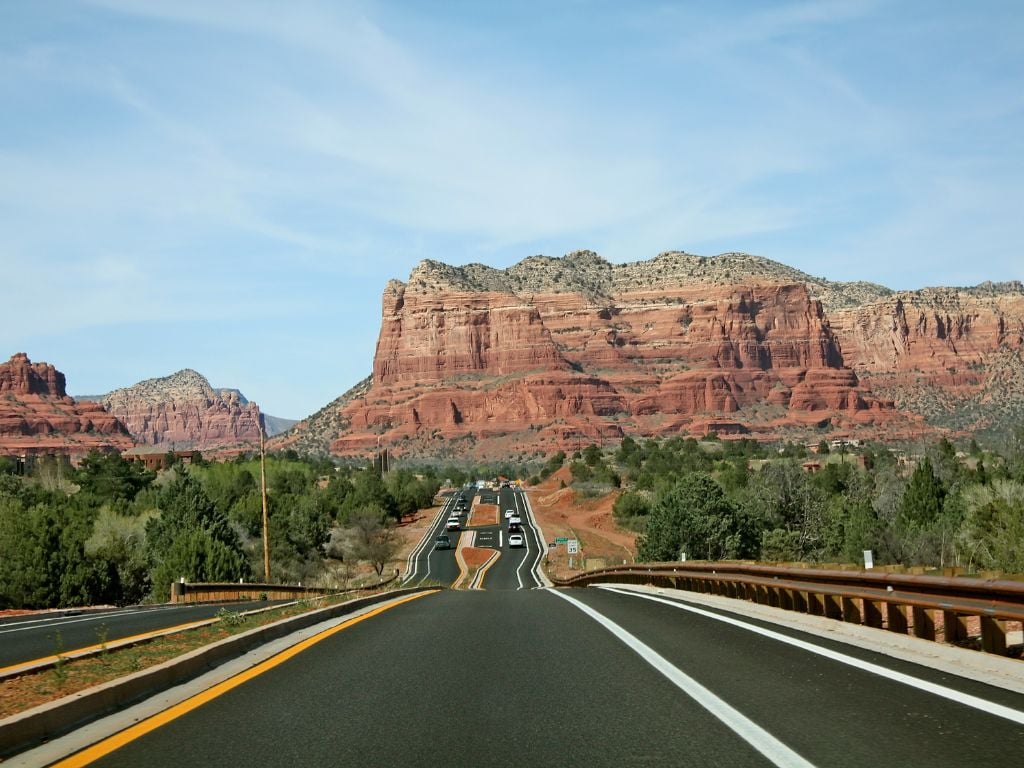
[2,0,1021,415]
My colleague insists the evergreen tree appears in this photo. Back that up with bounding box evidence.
[146,469,249,598]
[638,473,741,562]
[899,457,945,528]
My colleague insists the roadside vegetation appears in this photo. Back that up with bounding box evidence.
[546,430,1024,574]
[0,452,444,609]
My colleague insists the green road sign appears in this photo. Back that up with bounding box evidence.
[555,537,569,543]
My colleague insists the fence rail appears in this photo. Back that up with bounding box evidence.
[169,569,400,604]
[551,563,1024,657]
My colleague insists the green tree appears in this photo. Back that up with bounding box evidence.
[637,473,741,562]
[899,457,945,528]
[146,470,249,598]
[74,451,154,505]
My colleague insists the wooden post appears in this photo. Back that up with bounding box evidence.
[943,611,969,644]
[841,596,862,625]
[912,607,936,640]
[980,617,1007,655]
[863,600,884,629]
[260,418,271,582]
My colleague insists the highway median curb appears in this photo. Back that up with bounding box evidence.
[0,587,436,760]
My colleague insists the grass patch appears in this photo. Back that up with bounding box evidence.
[0,592,372,719]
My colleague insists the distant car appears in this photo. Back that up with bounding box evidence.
[504,509,515,519]
[508,516,521,527]
[445,519,460,531]
[435,534,452,550]
[508,533,524,548]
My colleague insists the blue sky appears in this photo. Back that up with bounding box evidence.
[2,0,1022,418]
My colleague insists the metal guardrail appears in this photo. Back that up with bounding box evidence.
[170,569,401,604]
[551,563,1024,657]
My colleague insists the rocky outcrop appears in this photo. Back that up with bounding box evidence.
[0,353,133,456]
[829,284,1024,432]
[93,369,263,449]
[283,252,1024,458]
[274,252,930,458]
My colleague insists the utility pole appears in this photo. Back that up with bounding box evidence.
[259,416,270,582]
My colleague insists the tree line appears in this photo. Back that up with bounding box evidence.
[0,451,443,609]
[556,432,1024,574]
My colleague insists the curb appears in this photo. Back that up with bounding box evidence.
[0,587,435,759]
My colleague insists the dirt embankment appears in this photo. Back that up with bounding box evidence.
[525,467,638,580]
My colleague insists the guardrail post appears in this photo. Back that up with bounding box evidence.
[886,603,909,634]
[863,599,883,629]
[808,592,825,616]
[779,588,794,611]
[911,607,936,641]
[793,590,808,614]
[943,611,969,644]
[823,594,843,620]
[841,596,862,625]
[979,617,1007,655]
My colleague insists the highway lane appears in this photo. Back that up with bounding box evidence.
[402,488,471,588]
[0,600,288,672]
[403,485,544,589]
[476,486,544,590]
[41,587,1024,767]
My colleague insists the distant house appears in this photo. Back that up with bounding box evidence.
[123,447,199,471]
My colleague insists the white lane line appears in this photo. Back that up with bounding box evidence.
[513,489,530,590]
[0,608,164,635]
[600,585,1024,727]
[550,589,816,768]
[405,495,456,584]
[519,489,550,588]
[499,530,503,548]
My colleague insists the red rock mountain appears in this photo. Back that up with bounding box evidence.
[0,353,133,456]
[284,250,1024,458]
[91,369,263,449]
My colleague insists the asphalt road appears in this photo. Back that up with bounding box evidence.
[55,587,1024,768]
[0,600,287,671]
[403,486,544,589]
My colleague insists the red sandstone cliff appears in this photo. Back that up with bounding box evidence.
[0,353,134,456]
[94,369,263,449]
[276,253,921,458]
[281,252,1024,459]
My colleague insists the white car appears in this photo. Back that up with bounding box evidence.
[445,519,461,531]
[508,533,525,548]
[504,509,515,519]
[508,516,521,527]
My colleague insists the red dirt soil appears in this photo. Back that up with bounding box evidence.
[526,467,638,580]
[461,546,495,569]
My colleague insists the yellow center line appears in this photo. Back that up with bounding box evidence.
[0,620,216,678]
[51,590,438,768]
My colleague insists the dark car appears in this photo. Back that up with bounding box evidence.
[435,534,452,550]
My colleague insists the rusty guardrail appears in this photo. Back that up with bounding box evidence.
[169,569,400,604]
[552,562,1024,657]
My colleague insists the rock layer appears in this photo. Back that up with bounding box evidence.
[278,251,985,458]
[0,353,133,456]
[94,369,263,449]
[279,252,1024,458]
